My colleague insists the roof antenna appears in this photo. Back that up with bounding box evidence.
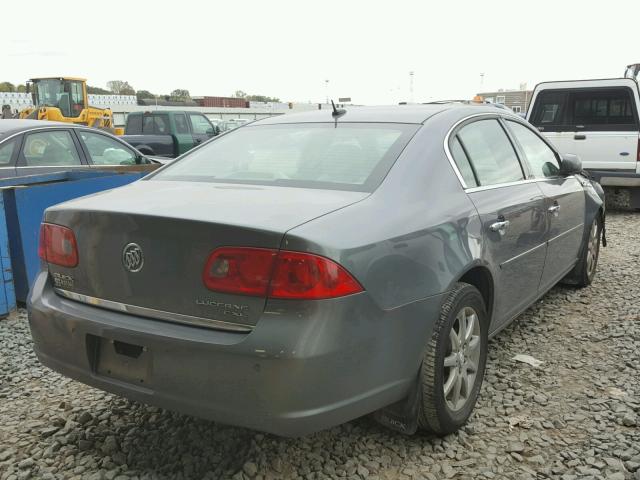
[331,100,346,117]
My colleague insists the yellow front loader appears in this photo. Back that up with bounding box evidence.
[19,77,124,135]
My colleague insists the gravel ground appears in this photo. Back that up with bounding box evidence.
[1,212,639,480]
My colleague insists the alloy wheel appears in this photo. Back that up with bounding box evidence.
[586,221,599,278]
[443,306,481,412]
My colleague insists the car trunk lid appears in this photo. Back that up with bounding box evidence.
[44,180,368,329]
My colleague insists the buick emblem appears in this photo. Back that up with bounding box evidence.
[122,243,144,273]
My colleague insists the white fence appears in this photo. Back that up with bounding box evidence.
[0,92,32,112]
[0,92,137,113]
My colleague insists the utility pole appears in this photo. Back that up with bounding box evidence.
[409,71,414,103]
[325,79,329,105]
[480,73,485,90]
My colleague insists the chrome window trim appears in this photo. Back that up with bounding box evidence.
[54,288,253,333]
[0,125,140,158]
[443,112,574,193]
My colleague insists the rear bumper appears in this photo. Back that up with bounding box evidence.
[28,271,443,436]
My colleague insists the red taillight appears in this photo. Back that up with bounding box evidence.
[202,247,363,300]
[269,251,363,299]
[202,247,277,296]
[38,223,79,267]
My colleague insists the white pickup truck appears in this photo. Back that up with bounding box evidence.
[527,70,640,207]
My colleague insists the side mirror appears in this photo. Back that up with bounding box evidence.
[559,154,582,176]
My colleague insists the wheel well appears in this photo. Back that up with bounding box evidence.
[459,267,494,319]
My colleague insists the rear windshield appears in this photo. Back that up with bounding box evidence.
[150,123,419,191]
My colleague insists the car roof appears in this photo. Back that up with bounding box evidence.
[0,119,69,136]
[533,77,639,91]
[252,104,506,126]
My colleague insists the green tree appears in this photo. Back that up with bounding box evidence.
[16,84,27,93]
[136,89,154,100]
[170,89,190,101]
[87,85,110,94]
[233,90,248,98]
[106,80,135,95]
[246,94,281,103]
[0,82,15,92]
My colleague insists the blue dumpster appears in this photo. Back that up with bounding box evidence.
[0,170,147,316]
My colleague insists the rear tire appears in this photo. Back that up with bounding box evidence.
[565,214,602,288]
[418,282,488,435]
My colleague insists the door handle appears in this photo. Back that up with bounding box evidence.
[548,205,561,216]
[574,134,586,140]
[489,220,510,234]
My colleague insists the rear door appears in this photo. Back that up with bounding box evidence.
[449,117,547,329]
[16,128,88,177]
[0,136,20,179]
[172,113,194,155]
[505,119,586,290]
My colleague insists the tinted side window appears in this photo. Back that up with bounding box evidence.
[571,88,637,130]
[21,131,81,166]
[529,91,568,130]
[174,114,189,134]
[507,121,560,178]
[0,138,18,165]
[127,114,142,134]
[450,136,478,187]
[154,114,169,134]
[189,114,212,134]
[457,120,524,186]
[80,131,136,165]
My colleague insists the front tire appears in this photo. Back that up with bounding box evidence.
[565,214,602,287]
[418,282,488,435]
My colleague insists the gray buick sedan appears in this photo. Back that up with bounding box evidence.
[28,104,604,437]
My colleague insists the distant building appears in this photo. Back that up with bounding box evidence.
[476,86,533,114]
[192,96,248,108]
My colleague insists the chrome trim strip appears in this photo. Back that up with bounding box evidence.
[54,288,253,333]
[548,222,584,244]
[443,112,574,193]
[500,241,547,267]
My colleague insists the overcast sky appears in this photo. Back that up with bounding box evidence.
[2,0,639,105]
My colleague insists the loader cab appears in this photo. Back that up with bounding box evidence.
[28,78,87,118]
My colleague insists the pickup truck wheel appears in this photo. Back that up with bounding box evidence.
[418,282,488,435]
[568,214,602,287]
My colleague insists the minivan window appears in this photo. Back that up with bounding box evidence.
[457,120,524,186]
[507,121,560,178]
[151,123,419,192]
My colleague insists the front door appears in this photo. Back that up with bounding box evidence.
[16,129,87,177]
[188,113,215,147]
[450,118,547,329]
[504,119,586,289]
